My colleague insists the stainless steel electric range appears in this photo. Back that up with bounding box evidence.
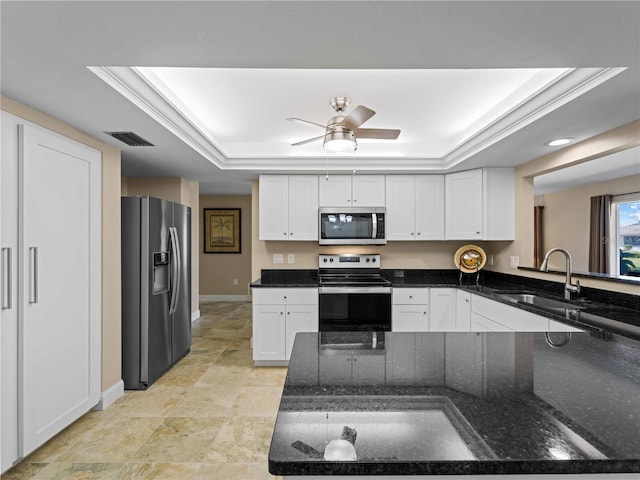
[318,254,392,332]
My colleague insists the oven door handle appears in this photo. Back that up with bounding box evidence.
[319,286,392,294]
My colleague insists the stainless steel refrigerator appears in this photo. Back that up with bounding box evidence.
[121,196,191,390]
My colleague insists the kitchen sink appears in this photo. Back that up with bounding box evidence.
[272,396,496,462]
[495,292,585,313]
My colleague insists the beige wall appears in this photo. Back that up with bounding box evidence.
[200,195,252,296]
[536,175,640,273]
[1,95,122,393]
[492,120,640,295]
[123,177,200,317]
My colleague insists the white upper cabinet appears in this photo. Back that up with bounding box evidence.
[386,175,444,240]
[445,168,514,240]
[259,175,319,240]
[319,175,385,207]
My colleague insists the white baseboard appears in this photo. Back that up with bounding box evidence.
[200,294,252,302]
[191,309,201,322]
[91,379,124,411]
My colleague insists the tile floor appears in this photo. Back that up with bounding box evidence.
[2,302,285,480]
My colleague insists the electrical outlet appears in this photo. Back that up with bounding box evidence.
[287,253,295,264]
[489,254,494,266]
[233,278,238,285]
[273,253,284,264]
[510,256,520,268]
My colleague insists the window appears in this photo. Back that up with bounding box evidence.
[611,193,640,278]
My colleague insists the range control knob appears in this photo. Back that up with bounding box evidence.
[329,258,334,262]
[365,258,370,263]
[323,258,328,263]
[371,257,377,263]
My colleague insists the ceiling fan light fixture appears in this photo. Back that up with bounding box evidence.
[323,130,357,153]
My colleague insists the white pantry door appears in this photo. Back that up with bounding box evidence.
[20,124,101,456]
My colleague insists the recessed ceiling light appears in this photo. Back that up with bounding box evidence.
[545,137,575,147]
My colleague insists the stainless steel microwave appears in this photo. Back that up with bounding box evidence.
[319,207,386,245]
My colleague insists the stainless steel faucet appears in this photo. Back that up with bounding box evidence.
[539,248,581,300]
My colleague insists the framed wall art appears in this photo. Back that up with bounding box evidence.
[203,208,241,253]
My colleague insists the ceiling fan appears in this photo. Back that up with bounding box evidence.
[287,96,400,152]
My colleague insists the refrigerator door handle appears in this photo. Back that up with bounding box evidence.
[169,227,181,315]
[2,247,12,309]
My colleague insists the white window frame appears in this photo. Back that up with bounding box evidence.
[610,192,640,278]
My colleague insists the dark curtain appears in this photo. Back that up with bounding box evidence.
[588,194,612,274]
[533,206,544,268]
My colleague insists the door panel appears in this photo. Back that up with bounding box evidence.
[20,124,100,455]
[1,113,20,471]
[145,197,172,385]
[171,203,191,363]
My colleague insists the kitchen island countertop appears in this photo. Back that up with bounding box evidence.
[269,331,640,477]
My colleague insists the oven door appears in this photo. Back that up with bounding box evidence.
[318,287,392,332]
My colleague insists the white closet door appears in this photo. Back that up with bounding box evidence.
[20,124,101,456]
[1,113,20,472]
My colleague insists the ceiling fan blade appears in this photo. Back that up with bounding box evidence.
[291,134,325,146]
[340,105,376,130]
[356,128,401,139]
[287,117,329,130]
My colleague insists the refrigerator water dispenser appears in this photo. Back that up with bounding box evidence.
[152,251,169,294]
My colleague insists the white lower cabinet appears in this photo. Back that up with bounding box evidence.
[471,294,554,332]
[429,288,457,331]
[1,112,101,472]
[455,290,472,332]
[391,288,429,332]
[252,288,318,364]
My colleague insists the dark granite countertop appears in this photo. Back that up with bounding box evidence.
[250,269,640,340]
[269,331,640,476]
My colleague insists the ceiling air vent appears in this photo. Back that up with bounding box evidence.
[105,131,154,147]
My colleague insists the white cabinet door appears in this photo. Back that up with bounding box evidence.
[288,176,319,240]
[455,290,472,332]
[259,175,289,240]
[1,113,20,472]
[20,123,101,456]
[482,168,515,240]
[285,304,319,360]
[470,312,513,332]
[445,169,483,239]
[392,305,429,332]
[253,305,286,361]
[429,288,456,331]
[319,175,385,206]
[352,175,385,206]
[319,175,352,206]
[253,288,318,362]
[415,175,445,240]
[385,176,416,240]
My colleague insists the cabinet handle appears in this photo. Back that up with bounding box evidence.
[290,233,293,236]
[409,295,413,299]
[1,248,12,310]
[353,358,357,362]
[411,232,414,236]
[29,247,38,304]
[417,232,421,236]
[280,312,284,315]
[353,199,357,203]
